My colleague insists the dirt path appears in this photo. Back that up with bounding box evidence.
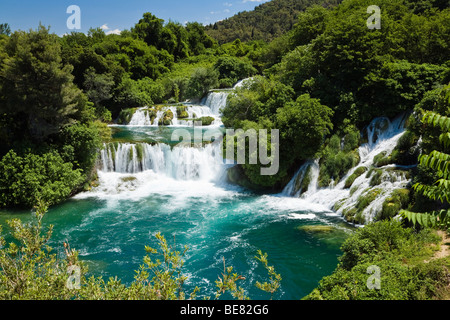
[428,231,450,261]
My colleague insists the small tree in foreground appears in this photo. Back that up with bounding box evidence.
[0,202,281,300]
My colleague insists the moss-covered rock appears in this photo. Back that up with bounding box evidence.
[356,188,382,212]
[158,109,174,126]
[176,105,189,119]
[193,116,215,126]
[378,188,411,220]
[297,225,335,233]
[344,166,368,189]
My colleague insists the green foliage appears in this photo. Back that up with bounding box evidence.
[158,109,174,126]
[291,5,331,47]
[254,250,282,300]
[318,132,360,188]
[0,23,11,36]
[185,67,219,99]
[344,167,368,189]
[401,94,450,230]
[0,25,86,143]
[214,56,257,88]
[268,0,450,128]
[0,150,84,208]
[193,116,215,126]
[379,189,410,220]
[58,122,103,175]
[305,220,448,300]
[205,0,341,44]
[222,76,333,189]
[117,108,137,125]
[0,202,78,299]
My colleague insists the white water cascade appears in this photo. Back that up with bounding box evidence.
[127,106,219,127]
[202,91,229,115]
[283,114,412,224]
[100,142,225,181]
[126,78,255,126]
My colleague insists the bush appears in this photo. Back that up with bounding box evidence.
[344,166,368,189]
[319,144,360,188]
[186,67,219,99]
[214,56,257,84]
[193,116,215,126]
[0,150,84,208]
[304,220,448,300]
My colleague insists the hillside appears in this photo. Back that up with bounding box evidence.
[205,0,342,44]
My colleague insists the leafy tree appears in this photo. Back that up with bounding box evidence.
[214,56,257,87]
[0,23,11,36]
[0,150,84,208]
[0,25,86,143]
[83,67,114,121]
[291,4,331,47]
[401,107,450,230]
[186,22,215,56]
[185,67,219,99]
[132,13,165,48]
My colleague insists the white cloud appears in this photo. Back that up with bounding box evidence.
[99,24,121,35]
[242,0,265,2]
[106,29,121,35]
[223,2,233,6]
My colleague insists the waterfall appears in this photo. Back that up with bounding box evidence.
[201,78,254,115]
[125,78,255,126]
[202,91,229,115]
[100,142,225,181]
[283,114,411,224]
[282,160,319,197]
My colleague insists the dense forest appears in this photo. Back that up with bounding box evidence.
[0,0,450,301]
[204,0,342,43]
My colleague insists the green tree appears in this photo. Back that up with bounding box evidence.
[185,67,219,99]
[0,25,86,143]
[401,108,450,230]
[0,23,11,36]
[0,150,84,208]
[83,67,114,121]
[132,13,165,48]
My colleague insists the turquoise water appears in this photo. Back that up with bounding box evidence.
[0,126,353,300]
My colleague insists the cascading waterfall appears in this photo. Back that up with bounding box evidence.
[283,114,411,223]
[125,78,254,126]
[100,142,225,181]
[202,91,229,115]
[128,106,218,127]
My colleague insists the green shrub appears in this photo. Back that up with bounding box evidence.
[193,116,215,126]
[344,166,368,189]
[0,150,84,208]
[304,220,448,300]
[379,189,410,220]
[176,105,189,119]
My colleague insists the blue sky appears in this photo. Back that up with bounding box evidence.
[0,0,270,36]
